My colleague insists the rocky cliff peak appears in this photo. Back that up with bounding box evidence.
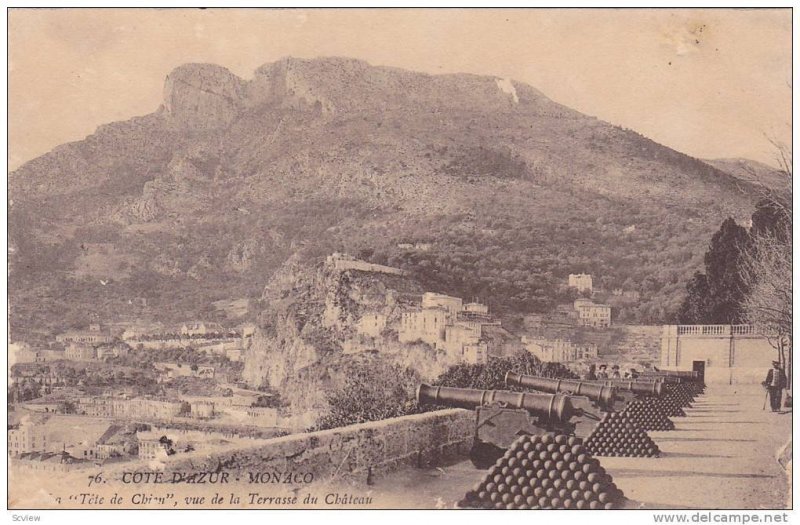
[163,63,246,131]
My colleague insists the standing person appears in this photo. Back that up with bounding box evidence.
[610,365,621,379]
[584,364,597,381]
[629,368,639,379]
[764,361,787,412]
[596,365,608,380]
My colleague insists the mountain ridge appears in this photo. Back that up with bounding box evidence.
[8,56,762,342]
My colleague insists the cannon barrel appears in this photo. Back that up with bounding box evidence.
[505,372,617,409]
[592,379,664,396]
[639,371,699,382]
[416,384,578,423]
[635,373,684,384]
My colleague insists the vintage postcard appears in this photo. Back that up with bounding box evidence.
[7,7,792,513]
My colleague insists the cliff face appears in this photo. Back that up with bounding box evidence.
[242,258,463,416]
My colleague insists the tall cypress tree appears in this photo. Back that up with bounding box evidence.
[677,218,752,324]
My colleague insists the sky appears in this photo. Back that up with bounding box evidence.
[8,8,792,170]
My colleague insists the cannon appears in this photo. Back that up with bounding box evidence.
[417,384,602,466]
[504,372,618,411]
[593,379,664,397]
[643,370,700,379]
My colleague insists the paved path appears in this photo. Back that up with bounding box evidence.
[609,383,791,509]
[371,383,791,509]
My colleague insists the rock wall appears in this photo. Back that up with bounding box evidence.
[160,408,474,483]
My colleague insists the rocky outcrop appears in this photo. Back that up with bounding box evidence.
[163,63,245,132]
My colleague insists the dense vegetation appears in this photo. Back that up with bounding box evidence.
[678,200,790,325]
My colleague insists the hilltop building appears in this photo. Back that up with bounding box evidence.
[574,298,612,328]
[421,292,463,320]
[568,273,593,294]
[56,325,113,345]
[325,252,406,276]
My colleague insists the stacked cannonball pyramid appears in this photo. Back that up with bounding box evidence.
[651,393,687,417]
[622,399,675,431]
[458,434,625,509]
[666,384,698,406]
[582,411,661,457]
[681,381,705,396]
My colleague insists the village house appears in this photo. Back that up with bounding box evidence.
[8,424,47,456]
[568,273,593,294]
[137,431,176,460]
[56,324,114,345]
[181,321,225,337]
[522,336,599,363]
[399,307,448,346]
[93,425,129,459]
[421,292,463,321]
[78,397,183,420]
[14,347,64,363]
[64,343,97,361]
[399,293,496,364]
[574,299,612,328]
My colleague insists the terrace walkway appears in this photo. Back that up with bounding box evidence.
[370,383,791,509]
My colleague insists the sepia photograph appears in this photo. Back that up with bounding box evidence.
[5,6,793,515]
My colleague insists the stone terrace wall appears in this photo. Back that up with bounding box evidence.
[161,408,474,483]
